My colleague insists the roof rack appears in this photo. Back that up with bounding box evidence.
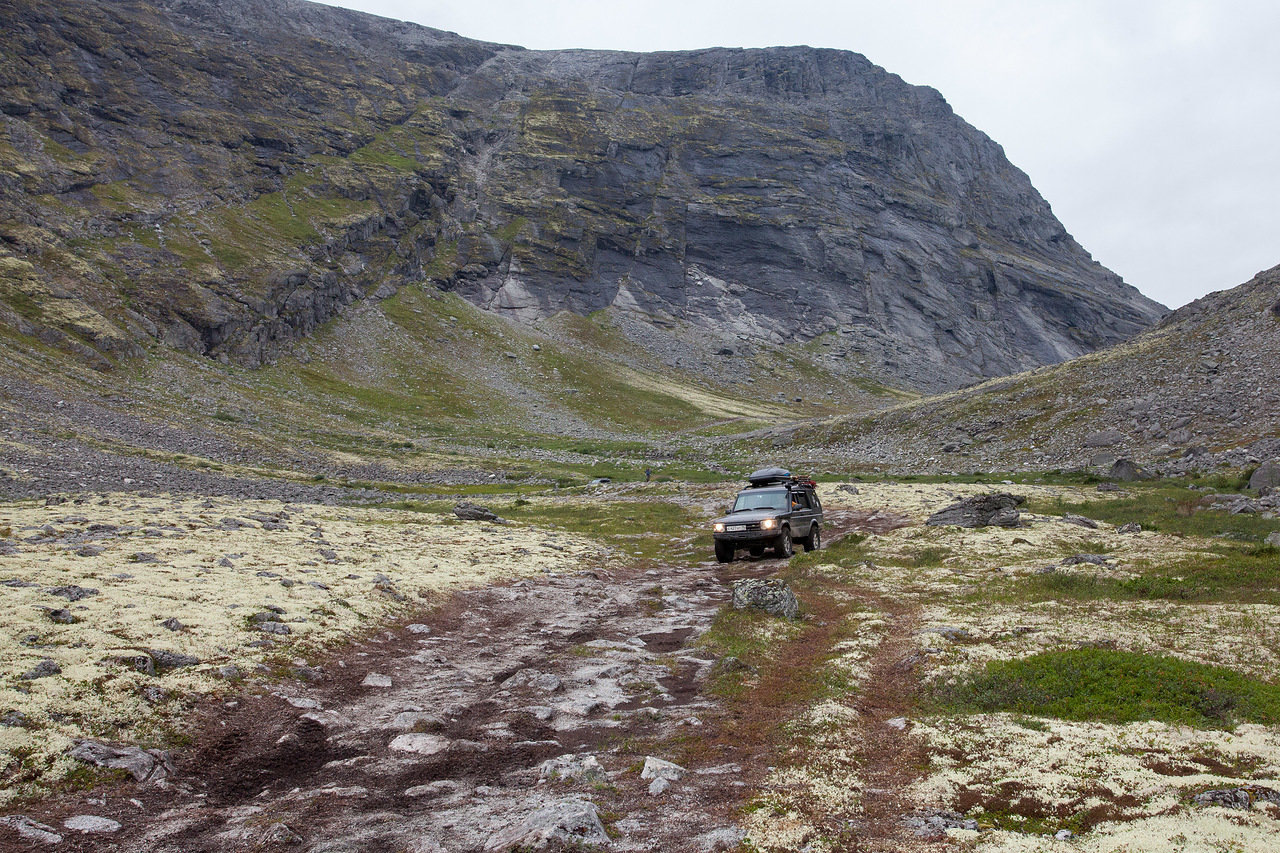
[746,467,816,489]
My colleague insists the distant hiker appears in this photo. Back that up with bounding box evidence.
[644,467,652,482]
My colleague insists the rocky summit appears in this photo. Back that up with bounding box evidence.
[0,0,1162,391]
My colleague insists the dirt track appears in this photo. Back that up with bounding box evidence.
[5,510,912,852]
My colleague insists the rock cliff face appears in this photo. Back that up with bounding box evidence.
[0,0,1163,389]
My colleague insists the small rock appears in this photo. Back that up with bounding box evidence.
[361,672,393,688]
[1062,553,1108,566]
[388,733,450,756]
[46,584,98,601]
[886,716,908,730]
[148,649,200,670]
[1055,829,1074,840]
[1118,522,1142,534]
[454,502,500,522]
[1,710,30,728]
[130,552,159,563]
[257,621,292,635]
[20,659,61,680]
[1062,513,1099,529]
[48,608,78,624]
[217,665,241,680]
[0,815,62,845]
[64,815,121,834]
[259,821,304,845]
[539,753,606,783]
[641,756,686,782]
[160,617,184,631]
[406,623,431,634]
[648,776,672,795]
[69,739,172,783]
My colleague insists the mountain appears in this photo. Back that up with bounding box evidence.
[0,0,1163,394]
[778,263,1280,474]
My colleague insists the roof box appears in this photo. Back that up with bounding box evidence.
[747,466,791,486]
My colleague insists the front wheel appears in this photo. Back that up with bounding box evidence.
[775,527,793,559]
[803,525,821,552]
[715,541,734,563]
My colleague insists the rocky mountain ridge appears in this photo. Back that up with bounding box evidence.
[779,263,1280,474]
[0,0,1163,392]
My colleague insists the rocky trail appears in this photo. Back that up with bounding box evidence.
[5,510,914,852]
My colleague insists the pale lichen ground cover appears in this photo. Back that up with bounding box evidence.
[740,482,1280,852]
[0,493,607,802]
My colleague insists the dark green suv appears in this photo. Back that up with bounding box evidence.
[711,467,823,562]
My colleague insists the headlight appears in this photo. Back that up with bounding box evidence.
[713,522,725,533]
[761,518,777,530]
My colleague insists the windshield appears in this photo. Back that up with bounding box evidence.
[732,489,786,512]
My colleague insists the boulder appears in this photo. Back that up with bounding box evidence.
[1062,513,1099,529]
[483,799,609,851]
[68,739,172,783]
[1084,429,1125,448]
[731,578,799,620]
[1249,460,1280,492]
[453,502,499,522]
[926,493,1024,528]
[1109,459,1154,482]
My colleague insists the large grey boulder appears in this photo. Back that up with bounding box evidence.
[926,493,1024,528]
[1108,458,1155,482]
[1249,460,1280,493]
[731,579,800,620]
[483,799,610,851]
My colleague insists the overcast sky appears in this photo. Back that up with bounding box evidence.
[326,0,1278,309]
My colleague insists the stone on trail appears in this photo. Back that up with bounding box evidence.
[453,502,500,522]
[539,753,606,783]
[388,733,450,756]
[0,815,62,845]
[68,739,172,783]
[483,799,610,851]
[730,578,799,620]
[926,493,1024,528]
[361,672,392,688]
[64,815,122,834]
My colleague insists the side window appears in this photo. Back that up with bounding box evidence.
[792,491,810,510]
[811,491,821,511]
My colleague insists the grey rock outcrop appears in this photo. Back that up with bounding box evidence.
[483,799,610,851]
[926,493,1024,528]
[731,578,800,620]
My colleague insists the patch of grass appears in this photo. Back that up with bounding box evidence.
[933,648,1280,728]
[1026,484,1279,541]
[992,544,1280,605]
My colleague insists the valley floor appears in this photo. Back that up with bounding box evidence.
[2,477,1279,852]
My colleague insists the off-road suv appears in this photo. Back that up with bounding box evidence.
[711,467,823,562]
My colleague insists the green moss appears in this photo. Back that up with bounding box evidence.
[932,648,1280,728]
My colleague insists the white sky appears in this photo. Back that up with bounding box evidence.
[326,0,1280,309]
